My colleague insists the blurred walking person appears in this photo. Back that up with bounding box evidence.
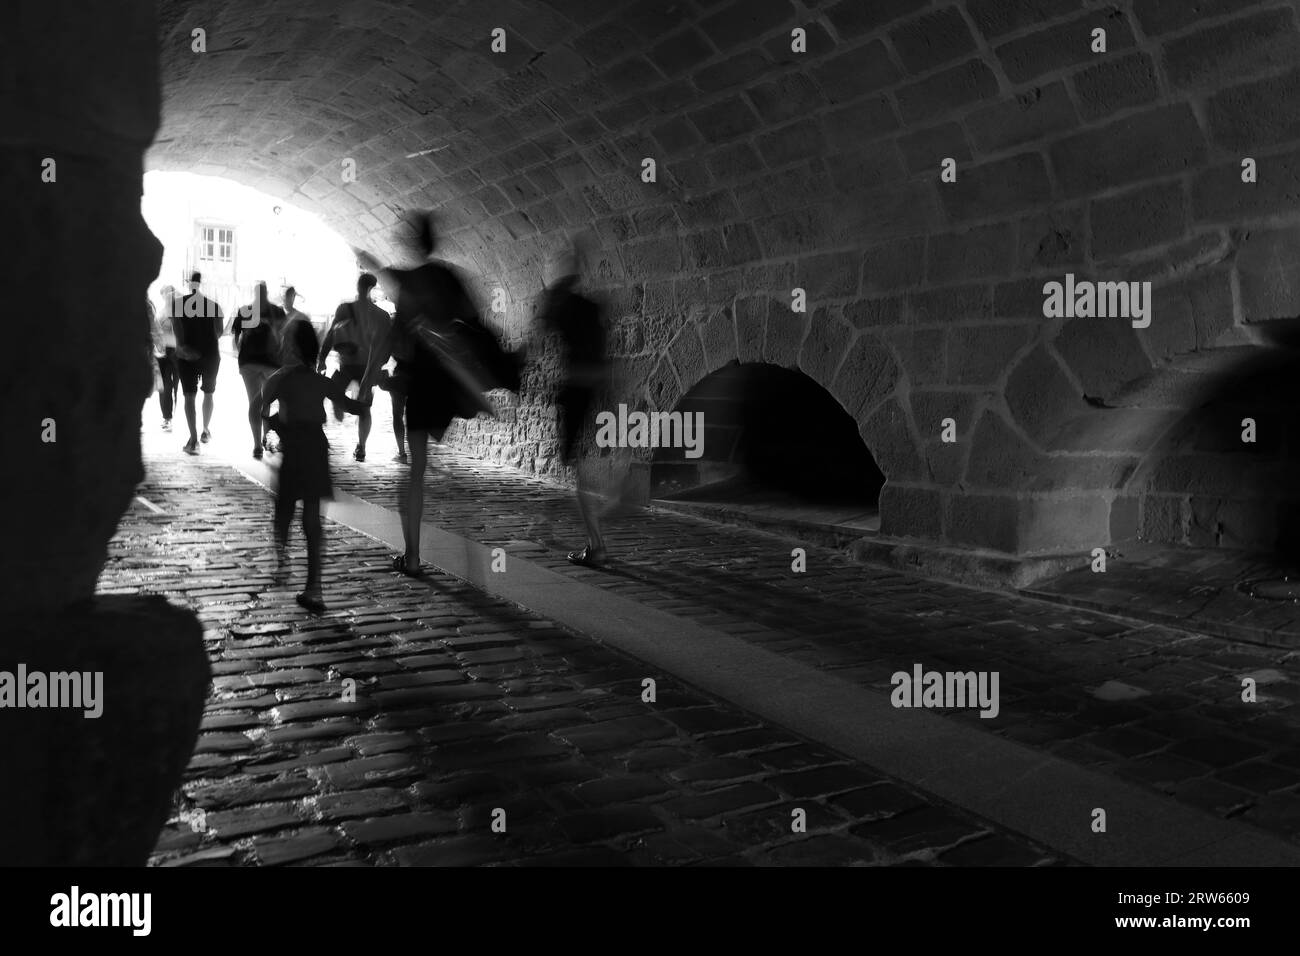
[356,211,522,576]
[534,240,617,566]
[376,327,413,463]
[319,273,389,461]
[233,281,287,459]
[261,319,371,612]
[150,288,179,430]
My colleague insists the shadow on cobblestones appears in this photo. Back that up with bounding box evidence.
[108,443,1067,867]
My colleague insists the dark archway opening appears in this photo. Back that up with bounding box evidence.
[650,362,885,531]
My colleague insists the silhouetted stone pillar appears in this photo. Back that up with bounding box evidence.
[0,0,209,865]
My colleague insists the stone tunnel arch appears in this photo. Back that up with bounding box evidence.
[129,0,1300,568]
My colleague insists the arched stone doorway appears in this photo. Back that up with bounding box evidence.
[650,361,886,532]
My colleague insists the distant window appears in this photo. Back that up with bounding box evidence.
[198,224,234,263]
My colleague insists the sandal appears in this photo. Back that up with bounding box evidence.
[391,555,425,577]
[296,590,325,613]
[567,546,606,568]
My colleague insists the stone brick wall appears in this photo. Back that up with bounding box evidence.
[151,0,1300,559]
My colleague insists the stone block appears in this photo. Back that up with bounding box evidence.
[1192,148,1300,224]
[896,57,1000,124]
[1004,344,1084,446]
[940,152,1052,222]
[1017,205,1088,272]
[889,7,978,74]
[1016,493,1112,554]
[896,121,970,175]
[1207,66,1300,150]
[763,302,812,368]
[861,398,926,482]
[967,0,1081,39]
[797,315,855,386]
[813,42,903,104]
[1162,8,1300,92]
[1053,316,1151,400]
[825,0,928,39]
[995,11,1135,84]
[887,327,947,386]
[1236,227,1300,321]
[1133,0,1250,35]
[947,492,1020,552]
[927,223,1016,284]
[833,333,900,419]
[735,296,769,362]
[1089,181,1186,259]
[967,81,1079,154]
[1140,494,1186,543]
[1050,105,1206,197]
[948,324,1032,386]
[862,237,926,292]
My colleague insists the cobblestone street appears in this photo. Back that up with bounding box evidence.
[113,398,1065,866]
[101,373,1300,866]
[319,395,1300,846]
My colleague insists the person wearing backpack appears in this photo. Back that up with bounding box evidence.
[319,273,388,461]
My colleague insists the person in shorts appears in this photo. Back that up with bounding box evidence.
[319,273,389,462]
[175,271,224,455]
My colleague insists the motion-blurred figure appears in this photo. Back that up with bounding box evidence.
[233,281,287,459]
[356,211,522,576]
[150,289,179,430]
[320,273,389,461]
[534,238,617,566]
[261,319,370,612]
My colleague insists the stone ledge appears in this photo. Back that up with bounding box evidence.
[849,535,1083,590]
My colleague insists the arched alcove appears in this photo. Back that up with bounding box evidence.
[651,361,885,531]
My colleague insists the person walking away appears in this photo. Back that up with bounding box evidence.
[261,318,371,612]
[319,273,389,461]
[233,281,287,459]
[175,271,223,454]
[283,286,309,326]
[154,285,180,430]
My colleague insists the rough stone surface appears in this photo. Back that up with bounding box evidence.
[134,0,1300,557]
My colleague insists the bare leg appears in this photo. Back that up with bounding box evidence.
[391,392,407,457]
[401,430,428,570]
[273,494,294,583]
[183,392,198,444]
[242,372,264,451]
[302,497,323,593]
[575,461,605,554]
[201,392,214,433]
[274,495,294,550]
[358,406,371,455]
